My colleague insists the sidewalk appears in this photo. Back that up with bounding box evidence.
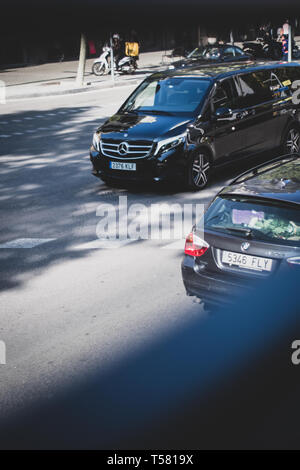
[0,50,173,102]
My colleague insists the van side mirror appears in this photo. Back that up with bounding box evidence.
[215,107,233,119]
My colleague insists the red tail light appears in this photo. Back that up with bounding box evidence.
[184,232,209,257]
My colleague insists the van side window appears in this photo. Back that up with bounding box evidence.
[238,71,273,107]
[212,78,238,111]
[284,66,300,84]
[270,68,291,98]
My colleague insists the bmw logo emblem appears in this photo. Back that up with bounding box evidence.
[241,242,250,252]
[118,142,129,155]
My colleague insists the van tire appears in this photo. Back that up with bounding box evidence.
[187,151,211,190]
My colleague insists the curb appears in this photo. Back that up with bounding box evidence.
[6,77,145,102]
[5,63,166,102]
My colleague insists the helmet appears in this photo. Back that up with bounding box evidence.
[113,33,120,40]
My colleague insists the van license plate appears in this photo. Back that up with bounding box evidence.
[222,250,272,272]
[110,161,136,171]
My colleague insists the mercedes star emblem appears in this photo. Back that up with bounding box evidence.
[118,142,129,155]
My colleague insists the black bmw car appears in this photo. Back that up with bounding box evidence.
[169,44,252,70]
[181,154,300,308]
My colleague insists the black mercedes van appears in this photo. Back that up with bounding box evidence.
[90,62,300,189]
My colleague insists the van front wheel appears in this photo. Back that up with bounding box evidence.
[187,152,211,190]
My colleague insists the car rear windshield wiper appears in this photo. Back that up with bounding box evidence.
[211,226,253,239]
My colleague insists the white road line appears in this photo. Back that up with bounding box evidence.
[0,135,11,138]
[70,238,185,251]
[47,113,56,116]
[25,129,35,133]
[35,115,44,118]
[12,132,23,135]
[11,119,22,123]
[24,117,34,120]
[0,238,56,249]
[0,121,8,125]
[36,127,48,130]
[71,239,134,250]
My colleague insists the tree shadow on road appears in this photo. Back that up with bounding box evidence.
[0,104,279,293]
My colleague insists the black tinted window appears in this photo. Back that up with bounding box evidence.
[204,196,300,247]
[222,47,235,58]
[270,68,292,98]
[212,78,240,111]
[238,71,273,106]
[284,66,300,83]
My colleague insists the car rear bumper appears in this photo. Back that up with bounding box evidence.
[181,255,254,306]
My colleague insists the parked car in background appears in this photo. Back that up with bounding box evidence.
[243,37,300,60]
[169,44,252,70]
[181,154,300,309]
[90,62,300,190]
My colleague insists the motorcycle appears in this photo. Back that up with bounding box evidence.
[117,55,138,74]
[243,36,300,60]
[92,46,137,76]
[92,46,111,76]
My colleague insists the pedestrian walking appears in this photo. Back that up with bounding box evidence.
[281,19,290,61]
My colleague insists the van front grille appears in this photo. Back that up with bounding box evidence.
[100,139,153,159]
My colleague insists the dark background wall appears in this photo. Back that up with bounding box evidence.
[1,0,300,67]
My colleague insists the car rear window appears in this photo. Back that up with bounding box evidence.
[204,196,300,246]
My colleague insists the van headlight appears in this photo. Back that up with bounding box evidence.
[154,133,186,156]
[92,132,101,151]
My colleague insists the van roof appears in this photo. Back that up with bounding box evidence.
[153,61,300,81]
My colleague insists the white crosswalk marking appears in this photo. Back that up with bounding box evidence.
[0,238,56,248]
[0,237,184,251]
[71,238,185,250]
[71,239,134,250]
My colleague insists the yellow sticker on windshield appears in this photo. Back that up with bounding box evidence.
[282,79,291,86]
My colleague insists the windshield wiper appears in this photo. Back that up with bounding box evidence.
[224,227,253,238]
[145,110,173,116]
[122,109,138,114]
[211,226,253,239]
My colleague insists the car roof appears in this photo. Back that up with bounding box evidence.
[153,61,300,81]
[205,43,242,49]
[220,155,300,205]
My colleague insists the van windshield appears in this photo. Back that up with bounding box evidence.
[204,196,300,247]
[120,77,212,116]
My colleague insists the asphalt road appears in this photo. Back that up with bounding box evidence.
[0,83,278,423]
